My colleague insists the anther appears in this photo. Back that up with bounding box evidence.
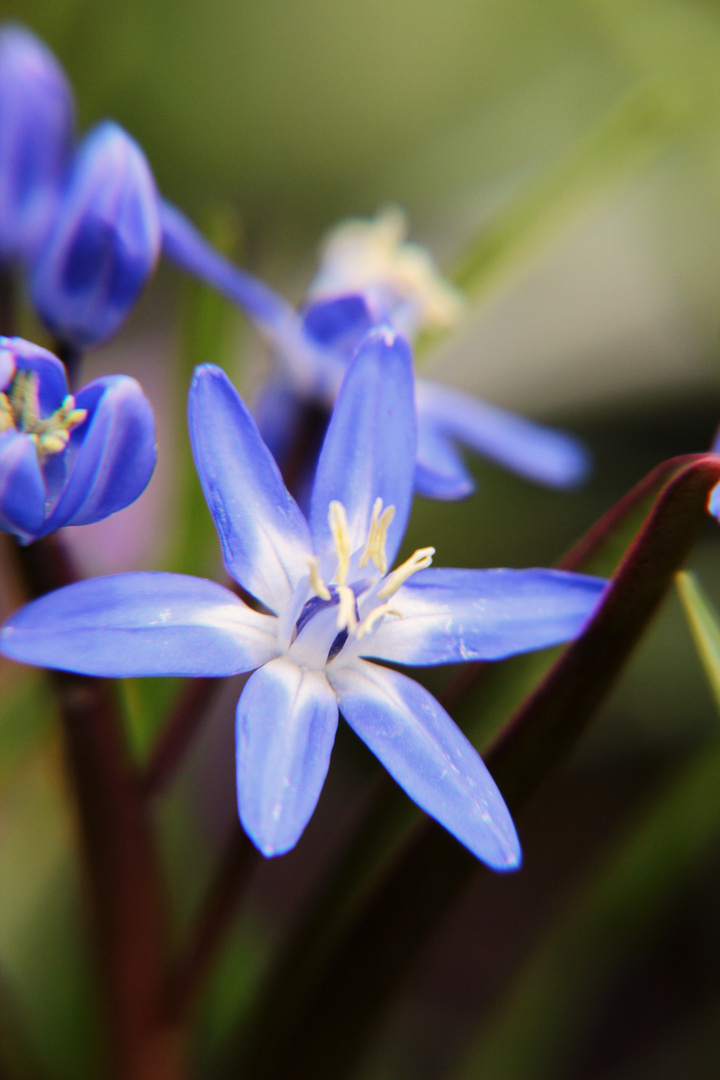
[328,500,351,586]
[306,556,331,601]
[377,546,435,600]
[336,584,357,631]
[356,603,402,640]
[359,497,395,574]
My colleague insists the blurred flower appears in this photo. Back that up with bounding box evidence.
[1,329,605,863]
[0,23,74,264]
[0,336,156,542]
[161,202,590,499]
[29,121,161,348]
[308,206,464,339]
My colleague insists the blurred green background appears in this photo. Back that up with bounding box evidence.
[2,1,720,1078]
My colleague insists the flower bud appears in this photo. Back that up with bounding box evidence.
[0,24,75,262]
[29,121,161,347]
[0,336,156,542]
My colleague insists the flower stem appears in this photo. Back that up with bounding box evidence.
[13,535,183,1080]
[165,824,259,1022]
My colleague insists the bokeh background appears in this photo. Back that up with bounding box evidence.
[1,1,720,1078]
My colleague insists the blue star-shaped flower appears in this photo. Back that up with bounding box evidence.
[1,329,605,867]
[161,203,590,500]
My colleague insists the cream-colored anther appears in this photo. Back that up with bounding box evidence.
[359,498,395,574]
[336,584,357,631]
[30,396,88,460]
[356,603,401,640]
[305,556,331,601]
[328,500,351,585]
[1,372,87,460]
[377,546,435,600]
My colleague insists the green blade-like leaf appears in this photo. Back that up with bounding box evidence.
[676,570,720,715]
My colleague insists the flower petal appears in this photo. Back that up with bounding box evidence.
[415,378,590,489]
[42,374,156,532]
[0,430,46,539]
[309,327,416,566]
[1,572,278,677]
[189,365,313,612]
[4,336,69,413]
[236,657,338,856]
[360,567,606,665]
[329,660,520,869]
[415,420,474,500]
[302,294,374,355]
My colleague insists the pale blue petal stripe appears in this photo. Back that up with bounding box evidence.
[189,364,312,612]
[360,567,606,666]
[1,572,278,677]
[329,660,520,870]
[309,327,416,566]
[236,657,338,856]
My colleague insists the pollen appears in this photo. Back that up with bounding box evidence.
[306,556,331,601]
[359,497,395,574]
[377,547,435,600]
[0,370,87,460]
[328,500,351,586]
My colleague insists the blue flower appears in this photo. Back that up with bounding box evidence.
[1,329,605,866]
[30,121,161,348]
[0,24,74,264]
[160,203,590,500]
[0,336,156,541]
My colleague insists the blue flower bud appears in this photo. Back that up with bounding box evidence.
[0,336,156,542]
[29,121,161,347]
[0,24,75,263]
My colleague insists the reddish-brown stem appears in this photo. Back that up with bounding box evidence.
[166,825,259,1022]
[13,536,183,1080]
[139,677,221,799]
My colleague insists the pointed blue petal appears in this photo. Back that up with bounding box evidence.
[0,430,45,539]
[361,567,606,666]
[1,572,278,676]
[42,375,156,532]
[1,336,69,413]
[310,327,416,565]
[415,420,474,500]
[189,364,312,612]
[0,25,74,262]
[236,657,338,856]
[416,379,590,488]
[329,660,520,870]
[160,199,290,329]
[30,121,160,347]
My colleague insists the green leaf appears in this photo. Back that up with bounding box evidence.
[676,570,720,715]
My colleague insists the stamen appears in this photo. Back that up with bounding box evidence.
[377,546,435,600]
[336,584,357,631]
[30,395,88,460]
[359,497,395,574]
[356,603,402,640]
[1,372,87,460]
[328,500,351,586]
[10,371,40,430]
[305,556,331,601]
